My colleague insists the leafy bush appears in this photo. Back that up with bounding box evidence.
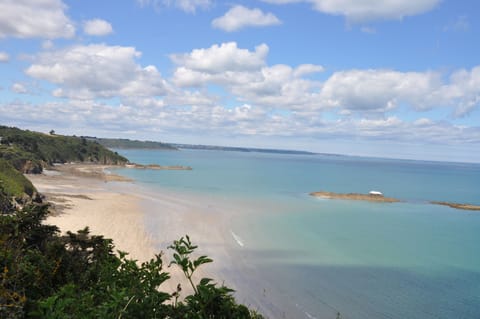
[0,159,35,198]
[0,204,264,319]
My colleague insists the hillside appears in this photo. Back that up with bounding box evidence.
[0,126,264,319]
[0,125,128,210]
[173,143,315,155]
[91,137,177,150]
[0,158,37,212]
[0,159,35,198]
[0,126,128,173]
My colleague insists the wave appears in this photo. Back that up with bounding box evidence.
[230,230,245,247]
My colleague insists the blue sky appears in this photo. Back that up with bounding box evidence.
[1,0,480,162]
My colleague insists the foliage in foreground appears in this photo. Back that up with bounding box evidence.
[0,204,263,319]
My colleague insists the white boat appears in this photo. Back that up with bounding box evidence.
[369,190,383,196]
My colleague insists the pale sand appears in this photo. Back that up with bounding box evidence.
[25,165,231,298]
[26,165,279,317]
[27,170,156,262]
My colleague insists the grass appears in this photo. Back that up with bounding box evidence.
[0,158,35,197]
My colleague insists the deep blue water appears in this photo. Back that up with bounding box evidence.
[113,149,480,319]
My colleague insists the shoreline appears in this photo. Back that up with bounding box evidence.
[25,164,279,316]
[27,164,157,262]
[26,164,203,296]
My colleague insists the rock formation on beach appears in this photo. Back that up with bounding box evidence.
[125,163,192,170]
[431,201,480,211]
[310,191,400,203]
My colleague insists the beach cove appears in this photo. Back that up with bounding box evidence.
[27,163,282,317]
[30,150,480,319]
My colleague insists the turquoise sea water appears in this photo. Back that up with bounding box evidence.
[113,149,480,319]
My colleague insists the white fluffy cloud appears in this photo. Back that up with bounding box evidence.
[11,83,27,94]
[293,64,325,77]
[441,66,480,117]
[83,19,113,36]
[171,42,269,74]
[264,0,440,22]
[171,42,480,116]
[26,44,168,99]
[212,5,281,32]
[0,52,9,62]
[228,64,323,109]
[0,0,75,38]
[137,0,211,13]
[318,67,480,116]
[171,42,324,109]
[319,69,442,112]
[14,41,480,159]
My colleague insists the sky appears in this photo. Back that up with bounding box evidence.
[1,0,480,163]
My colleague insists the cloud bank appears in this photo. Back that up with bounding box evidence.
[0,41,475,161]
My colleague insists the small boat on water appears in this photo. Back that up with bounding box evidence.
[369,190,383,196]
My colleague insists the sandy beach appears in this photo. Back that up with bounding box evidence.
[27,164,157,262]
[26,164,206,296]
[25,164,274,313]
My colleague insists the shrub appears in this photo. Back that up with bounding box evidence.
[0,204,264,319]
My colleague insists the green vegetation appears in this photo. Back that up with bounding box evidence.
[0,184,13,213]
[0,144,43,174]
[92,137,177,150]
[0,126,128,173]
[0,125,128,211]
[172,143,315,155]
[0,159,35,199]
[0,204,264,318]
[0,125,265,318]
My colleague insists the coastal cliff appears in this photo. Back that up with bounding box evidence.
[0,125,128,174]
[0,126,264,319]
[0,125,127,210]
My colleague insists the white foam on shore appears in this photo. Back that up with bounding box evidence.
[296,303,319,319]
[230,230,245,247]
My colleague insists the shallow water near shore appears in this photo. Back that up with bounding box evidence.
[112,149,480,319]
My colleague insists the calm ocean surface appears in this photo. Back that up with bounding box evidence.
[113,149,480,319]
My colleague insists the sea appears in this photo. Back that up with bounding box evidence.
[111,149,480,319]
